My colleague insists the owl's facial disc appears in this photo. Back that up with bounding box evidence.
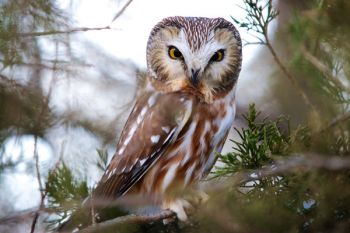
[165,29,231,88]
[146,17,242,101]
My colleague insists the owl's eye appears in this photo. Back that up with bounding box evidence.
[210,49,225,62]
[168,46,183,60]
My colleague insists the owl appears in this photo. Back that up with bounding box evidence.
[61,16,241,230]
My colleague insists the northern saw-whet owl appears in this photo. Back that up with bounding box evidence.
[61,16,241,230]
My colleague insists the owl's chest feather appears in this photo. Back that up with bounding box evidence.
[140,92,236,194]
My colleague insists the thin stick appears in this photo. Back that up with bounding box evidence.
[209,153,350,192]
[30,43,60,233]
[77,210,175,233]
[300,45,350,94]
[17,26,111,37]
[317,111,350,134]
[110,0,134,24]
[264,31,316,113]
[30,136,45,233]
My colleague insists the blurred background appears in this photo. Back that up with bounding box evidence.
[1,0,349,232]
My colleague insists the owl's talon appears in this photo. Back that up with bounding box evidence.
[162,199,193,221]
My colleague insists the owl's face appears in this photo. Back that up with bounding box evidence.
[146,17,242,103]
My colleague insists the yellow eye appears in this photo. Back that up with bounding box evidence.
[168,46,183,59]
[210,49,225,62]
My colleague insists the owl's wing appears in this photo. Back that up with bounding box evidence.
[94,92,193,198]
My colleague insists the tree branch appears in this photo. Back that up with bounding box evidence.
[30,51,60,233]
[17,26,111,37]
[264,33,317,113]
[30,136,46,233]
[110,0,134,23]
[300,45,350,94]
[317,111,350,134]
[77,210,175,233]
[213,153,350,190]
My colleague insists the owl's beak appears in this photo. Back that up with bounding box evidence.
[190,69,200,86]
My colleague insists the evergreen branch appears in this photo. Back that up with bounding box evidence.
[77,210,175,233]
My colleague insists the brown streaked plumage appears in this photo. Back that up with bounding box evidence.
[60,16,242,231]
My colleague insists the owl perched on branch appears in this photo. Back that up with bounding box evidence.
[60,16,241,230]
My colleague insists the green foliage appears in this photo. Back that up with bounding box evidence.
[213,104,308,178]
[208,1,350,231]
[45,163,89,228]
[232,0,278,44]
[209,104,350,233]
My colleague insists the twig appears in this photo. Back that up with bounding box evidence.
[110,0,134,24]
[90,192,96,226]
[30,44,60,233]
[0,59,73,70]
[317,111,350,134]
[236,0,316,112]
[30,136,46,233]
[263,26,316,112]
[18,0,133,38]
[77,210,175,233]
[17,26,111,37]
[211,153,350,191]
[300,45,350,94]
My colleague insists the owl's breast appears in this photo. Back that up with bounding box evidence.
[138,92,236,196]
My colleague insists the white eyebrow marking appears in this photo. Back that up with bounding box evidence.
[151,135,160,144]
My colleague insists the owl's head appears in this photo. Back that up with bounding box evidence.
[146,16,242,103]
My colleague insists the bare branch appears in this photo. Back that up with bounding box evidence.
[77,210,175,233]
[30,46,60,233]
[110,0,134,24]
[17,26,111,37]
[317,111,350,134]
[300,45,350,94]
[264,34,317,113]
[30,135,45,233]
[210,153,350,191]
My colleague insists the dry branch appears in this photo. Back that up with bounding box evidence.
[77,210,175,233]
[264,33,316,113]
[110,0,134,23]
[317,111,350,134]
[300,45,350,94]
[17,26,111,37]
[216,153,350,189]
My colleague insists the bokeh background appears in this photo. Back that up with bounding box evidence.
[1,0,349,232]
